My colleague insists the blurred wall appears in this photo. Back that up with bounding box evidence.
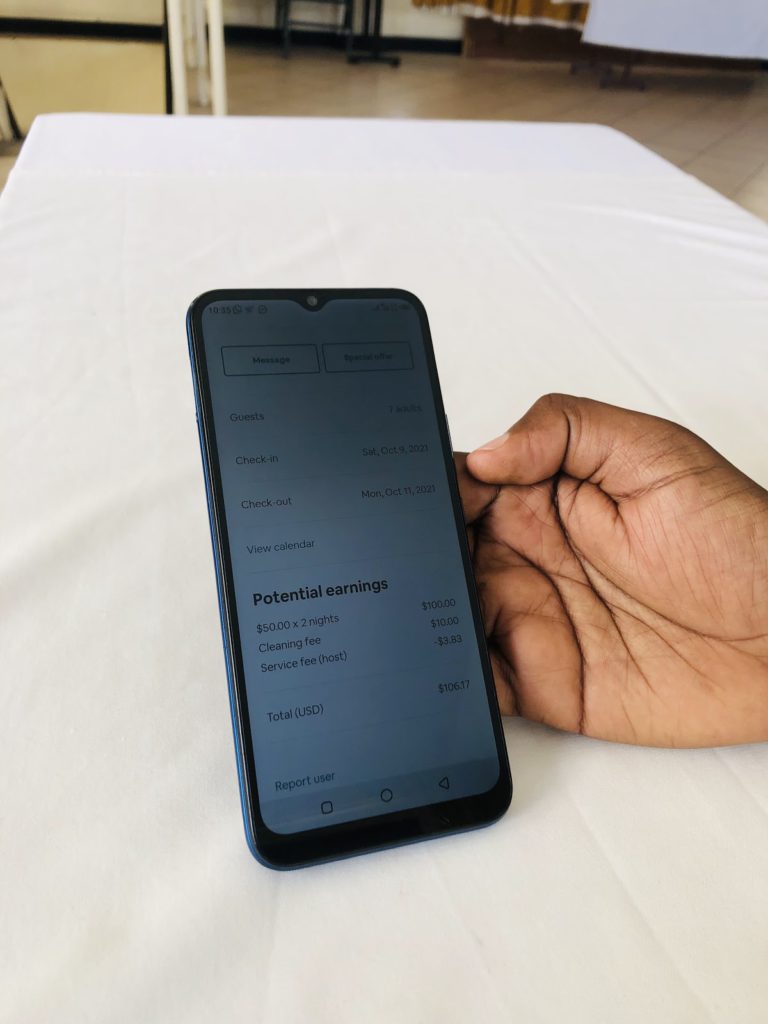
[0,1,161,21]
[0,0,462,40]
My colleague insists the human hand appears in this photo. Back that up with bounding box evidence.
[457,394,768,746]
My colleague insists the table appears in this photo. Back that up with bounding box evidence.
[584,0,768,61]
[1,114,767,1024]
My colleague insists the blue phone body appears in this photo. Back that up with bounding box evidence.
[187,289,512,869]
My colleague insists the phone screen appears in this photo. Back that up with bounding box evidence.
[191,292,508,847]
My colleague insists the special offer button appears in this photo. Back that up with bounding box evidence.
[323,342,413,373]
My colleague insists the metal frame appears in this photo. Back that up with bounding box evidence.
[348,0,401,66]
[277,0,355,59]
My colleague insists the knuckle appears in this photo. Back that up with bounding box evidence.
[537,392,584,425]
[537,392,569,412]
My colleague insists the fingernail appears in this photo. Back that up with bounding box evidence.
[475,431,509,452]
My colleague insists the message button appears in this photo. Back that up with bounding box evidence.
[222,345,319,376]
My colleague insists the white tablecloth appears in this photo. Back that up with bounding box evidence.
[584,0,768,60]
[2,114,767,1024]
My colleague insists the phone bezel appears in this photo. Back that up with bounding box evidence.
[187,288,512,868]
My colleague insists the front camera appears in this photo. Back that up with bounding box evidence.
[307,295,318,307]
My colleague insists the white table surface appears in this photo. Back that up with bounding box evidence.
[584,0,768,60]
[2,114,768,1024]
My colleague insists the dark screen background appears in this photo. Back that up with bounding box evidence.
[200,296,500,834]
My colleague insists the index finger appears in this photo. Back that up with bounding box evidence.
[465,393,715,501]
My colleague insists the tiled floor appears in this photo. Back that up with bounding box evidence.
[0,35,164,134]
[0,149,18,190]
[218,48,768,219]
[1,37,768,220]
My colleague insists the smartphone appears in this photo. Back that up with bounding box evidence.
[187,289,511,868]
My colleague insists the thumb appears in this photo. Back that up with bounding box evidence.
[465,393,712,500]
